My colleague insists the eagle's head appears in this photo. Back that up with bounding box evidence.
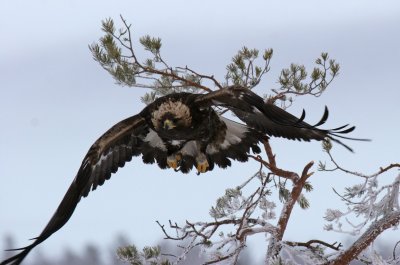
[151,99,192,131]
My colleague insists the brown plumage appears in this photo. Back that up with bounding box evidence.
[1,86,365,265]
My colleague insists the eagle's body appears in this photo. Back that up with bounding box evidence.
[139,92,263,173]
[1,87,361,265]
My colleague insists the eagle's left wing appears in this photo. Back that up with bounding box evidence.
[1,114,156,265]
[195,87,363,151]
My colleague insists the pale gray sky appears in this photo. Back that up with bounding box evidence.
[1,0,399,263]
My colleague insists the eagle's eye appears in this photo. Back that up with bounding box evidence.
[163,119,176,130]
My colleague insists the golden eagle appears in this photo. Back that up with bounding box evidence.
[1,87,361,265]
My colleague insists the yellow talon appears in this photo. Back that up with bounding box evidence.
[196,159,209,173]
[167,153,182,169]
[167,159,178,169]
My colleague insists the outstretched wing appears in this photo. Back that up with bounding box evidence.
[195,86,364,151]
[1,114,159,265]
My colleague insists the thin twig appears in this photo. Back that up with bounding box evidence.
[284,239,342,251]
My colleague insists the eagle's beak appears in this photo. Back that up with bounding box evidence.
[163,119,176,130]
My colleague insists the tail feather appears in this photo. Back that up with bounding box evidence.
[327,136,355,153]
[312,106,329,127]
[331,124,350,131]
[333,126,356,134]
[1,247,33,265]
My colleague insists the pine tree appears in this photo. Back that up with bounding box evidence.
[90,16,400,265]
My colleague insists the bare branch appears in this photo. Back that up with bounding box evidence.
[267,161,314,259]
[277,161,314,238]
[248,140,300,182]
[176,66,223,89]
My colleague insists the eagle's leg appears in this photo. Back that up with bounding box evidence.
[196,153,209,174]
[167,153,182,169]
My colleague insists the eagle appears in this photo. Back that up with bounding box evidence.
[1,86,361,265]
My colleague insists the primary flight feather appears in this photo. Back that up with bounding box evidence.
[1,86,364,265]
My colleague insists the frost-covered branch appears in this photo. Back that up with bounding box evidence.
[320,147,400,265]
[284,240,342,251]
[329,210,400,265]
[149,141,320,265]
[154,170,279,264]
[322,152,400,235]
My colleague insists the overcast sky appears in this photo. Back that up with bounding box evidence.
[1,0,399,263]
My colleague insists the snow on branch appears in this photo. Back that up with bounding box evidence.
[320,149,400,265]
